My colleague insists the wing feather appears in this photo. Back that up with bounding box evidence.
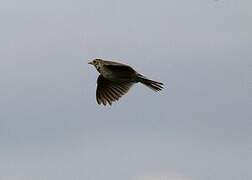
[96,75,133,106]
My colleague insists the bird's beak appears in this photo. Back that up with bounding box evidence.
[88,61,93,65]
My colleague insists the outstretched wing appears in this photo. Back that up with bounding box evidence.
[103,60,136,75]
[103,63,137,81]
[96,75,133,105]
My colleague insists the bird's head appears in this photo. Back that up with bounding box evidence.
[88,59,103,71]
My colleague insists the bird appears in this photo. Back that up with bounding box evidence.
[88,59,164,106]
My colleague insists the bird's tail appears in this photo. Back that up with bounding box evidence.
[136,75,164,92]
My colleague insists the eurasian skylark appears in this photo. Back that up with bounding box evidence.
[88,59,163,105]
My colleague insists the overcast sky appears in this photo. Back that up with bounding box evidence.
[0,0,251,180]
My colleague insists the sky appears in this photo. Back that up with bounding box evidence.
[0,0,251,180]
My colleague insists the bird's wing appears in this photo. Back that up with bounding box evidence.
[103,61,136,73]
[105,64,135,73]
[104,64,137,81]
[102,60,128,66]
[96,75,133,106]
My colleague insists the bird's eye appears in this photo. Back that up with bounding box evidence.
[93,60,97,64]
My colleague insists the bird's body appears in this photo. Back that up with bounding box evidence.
[89,59,163,105]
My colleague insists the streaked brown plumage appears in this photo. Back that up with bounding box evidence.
[88,59,164,105]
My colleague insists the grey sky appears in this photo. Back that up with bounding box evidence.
[0,0,251,180]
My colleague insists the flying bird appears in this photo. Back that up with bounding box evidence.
[88,59,164,105]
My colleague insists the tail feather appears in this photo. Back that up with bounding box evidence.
[137,76,164,92]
